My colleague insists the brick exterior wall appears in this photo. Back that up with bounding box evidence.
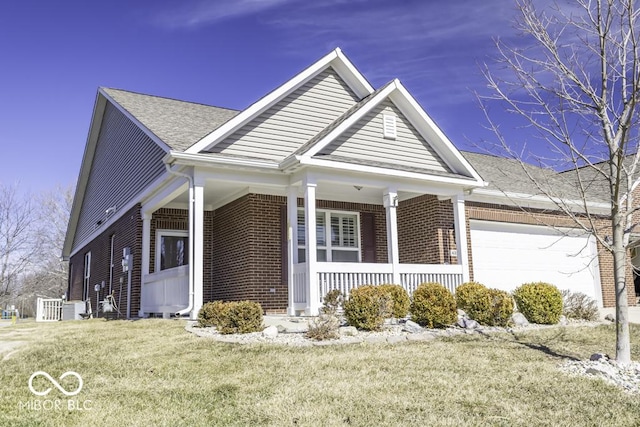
[465,202,635,307]
[397,195,457,264]
[68,204,142,317]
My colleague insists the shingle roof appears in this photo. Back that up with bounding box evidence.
[462,151,608,203]
[102,88,239,152]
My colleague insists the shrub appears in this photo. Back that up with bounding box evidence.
[488,289,514,327]
[410,282,457,328]
[513,282,563,324]
[343,285,392,331]
[562,290,599,321]
[322,289,344,315]
[455,282,492,324]
[198,301,229,328]
[378,284,410,319]
[306,313,340,340]
[198,300,263,334]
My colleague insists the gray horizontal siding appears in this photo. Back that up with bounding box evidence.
[318,99,451,173]
[210,67,359,160]
[72,103,166,250]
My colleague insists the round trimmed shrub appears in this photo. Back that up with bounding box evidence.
[455,282,492,324]
[198,301,229,327]
[343,285,392,331]
[488,288,514,327]
[378,284,410,319]
[513,282,563,324]
[410,282,457,328]
[218,301,264,334]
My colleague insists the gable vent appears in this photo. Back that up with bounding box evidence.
[383,114,397,139]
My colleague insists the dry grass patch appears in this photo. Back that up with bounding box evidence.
[0,320,639,426]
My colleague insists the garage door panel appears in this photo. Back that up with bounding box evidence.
[469,220,601,304]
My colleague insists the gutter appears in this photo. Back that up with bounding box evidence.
[164,162,195,318]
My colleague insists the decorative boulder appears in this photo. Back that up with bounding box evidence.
[604,314,615,322]
[262,325,278,338]
[511,312,529,327]
[403,320,423,333]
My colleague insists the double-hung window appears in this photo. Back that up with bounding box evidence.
[297,210,359,262]
[156,230,189,272]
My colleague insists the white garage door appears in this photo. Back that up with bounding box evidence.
[469,220,602,305]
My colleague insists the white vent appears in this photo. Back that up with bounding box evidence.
[383,114,397,139]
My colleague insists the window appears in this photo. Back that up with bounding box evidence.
[83,252,91,301]
[298,210,359,262]
[156,230,189,272]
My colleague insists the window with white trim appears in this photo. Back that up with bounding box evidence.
[83,251,91,301]
[156,230,189,272]
[297,210,360,262]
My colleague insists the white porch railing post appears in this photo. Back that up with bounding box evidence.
[191,173,205,320]
[139,212,151,318]
[452,194,470,283]
[384,189,400,284]
[304,180,320,315]
[287,186,298,315]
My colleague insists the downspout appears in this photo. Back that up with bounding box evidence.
[164,162,195,317]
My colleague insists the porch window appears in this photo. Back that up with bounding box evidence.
[156,230,188,272]
[297,210,359,262]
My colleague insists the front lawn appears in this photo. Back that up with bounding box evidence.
[1,319,639,426]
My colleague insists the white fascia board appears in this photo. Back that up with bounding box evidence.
[167,151,281,171]
[332,48,374,97]
[99,88,172,153]
[63,92,107,258]
[388,81,485,183]
[68,171,173,258]
[298,157,485,189]
[467,188,611,215]
[302,83,396,159]
[186,48,375,155]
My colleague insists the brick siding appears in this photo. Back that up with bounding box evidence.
[68,204,142,317]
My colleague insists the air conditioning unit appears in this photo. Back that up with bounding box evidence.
[62,301,86,321]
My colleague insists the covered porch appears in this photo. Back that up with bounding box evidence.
[137,159,475,318]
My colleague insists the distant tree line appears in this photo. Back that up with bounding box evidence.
[0,183,72,317]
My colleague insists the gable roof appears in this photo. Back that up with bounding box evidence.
[102,88,239,152]
[185,48,374,154]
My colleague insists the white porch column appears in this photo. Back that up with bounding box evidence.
[286,186,298,315]
[384,189,400,284]
[452,194,470,282]
[304,180,320,315]
[139,212,152,317]
[191,174,205,320]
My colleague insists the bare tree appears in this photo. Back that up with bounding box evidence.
[0,184,37,307]
[18,185,73,303]
[481,0,640,363]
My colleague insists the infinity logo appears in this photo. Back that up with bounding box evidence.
[28,371,83,397]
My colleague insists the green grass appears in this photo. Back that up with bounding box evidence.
[1,320,639,426]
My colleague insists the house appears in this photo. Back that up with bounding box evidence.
[62,48,631,320]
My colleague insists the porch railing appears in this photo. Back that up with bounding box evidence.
[293,262,464,308]
[142,265,189,314]
[36,297,63,322]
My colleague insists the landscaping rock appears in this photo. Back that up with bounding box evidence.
[339,326,358,337]
[276,325,287,333]
[559,315,568,326]
[403,320,423,333]
[590,353,609,361]
[457,309,467,318]
[511,312,529,327]
[457,318,479,329]
[605,314,615,322]
[262,325,278,338]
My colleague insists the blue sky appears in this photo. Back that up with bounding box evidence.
[0,0,524,194]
